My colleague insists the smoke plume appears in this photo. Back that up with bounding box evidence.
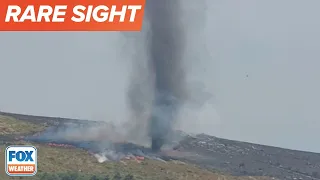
[128,0,186,151]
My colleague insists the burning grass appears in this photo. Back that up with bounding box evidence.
[0,141,272,180]
[0,114,274,180]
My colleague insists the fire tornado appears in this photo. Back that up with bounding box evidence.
[146,0,186,151]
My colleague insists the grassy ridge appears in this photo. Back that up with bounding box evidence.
[0,115,273,180]
[0,115,46,135]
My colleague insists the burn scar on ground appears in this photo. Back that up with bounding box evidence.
[22,122,178,164]
[3,112,312,180]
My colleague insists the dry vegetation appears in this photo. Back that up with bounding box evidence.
[0,115,274,180]
[0,115,46,135]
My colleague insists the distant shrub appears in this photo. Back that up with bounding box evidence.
[103,175,110,180]
[239,162,245,168]
[123,174,135,180]
[58,172,79,180]
[39,172,59,180]
[113,172,122,180]
[90,175,99,180]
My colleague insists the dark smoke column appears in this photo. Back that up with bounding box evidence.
[146,0,186,151]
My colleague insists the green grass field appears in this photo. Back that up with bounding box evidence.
[0,115,273,180]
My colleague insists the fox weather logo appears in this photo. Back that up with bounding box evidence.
[5,145,37,176]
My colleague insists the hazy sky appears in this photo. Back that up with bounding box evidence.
[1,0,320,152]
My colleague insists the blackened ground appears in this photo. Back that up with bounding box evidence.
[23,122,175,161]
[1,111,320,180]
[173,134,320,180]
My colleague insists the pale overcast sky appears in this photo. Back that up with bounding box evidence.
[1,0,320,152]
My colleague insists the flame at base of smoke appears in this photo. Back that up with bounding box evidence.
[23,122,173,162]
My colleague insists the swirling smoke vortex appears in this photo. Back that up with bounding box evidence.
[146,0,186,151]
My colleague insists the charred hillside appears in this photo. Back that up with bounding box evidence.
[1,111,320,180]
